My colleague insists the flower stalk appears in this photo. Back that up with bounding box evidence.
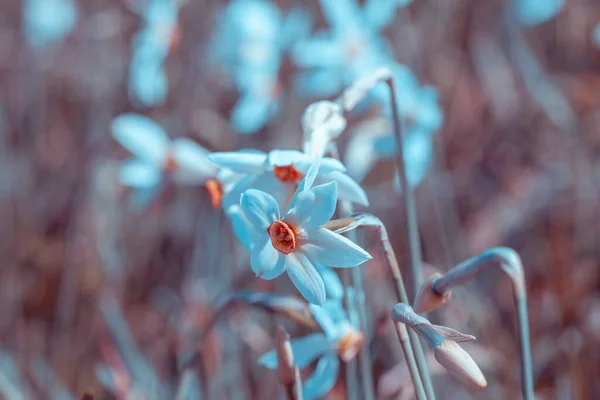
[413,247,533,400]
[324,213,434,399]
[275,327,303,400]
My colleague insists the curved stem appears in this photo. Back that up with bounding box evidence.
[327,214,433,399]
[432,247,533,400]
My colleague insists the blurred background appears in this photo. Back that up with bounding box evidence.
[1,0,600,398]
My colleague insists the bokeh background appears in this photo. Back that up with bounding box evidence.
[1,0,600,398]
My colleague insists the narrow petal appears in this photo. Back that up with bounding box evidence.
[258,333,332,369]
[240,189,280,231]
[316,265,344,301]
[291,37,343,68]
[300,228,371,268]
[172,138,218,185]
[111,113,169,164]
[267,150,308,167]
[308,303,339,339]
[207,151,267,174]
[251,236,286,279]
[226,205,260,249]
[285,182,337,230]
[303,353,340,400]
[119,160,162,188]
[286,253,326,306]
[231,93,275,134]
[318,0,362,34]
[317,170,369,206]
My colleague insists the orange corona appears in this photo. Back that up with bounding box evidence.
[206,179,223,208]
[267,220,297,254]
[273,165,303,182]
[337,330,365,362]
[164,149,178,172]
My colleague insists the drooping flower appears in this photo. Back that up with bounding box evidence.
[239,163,371,305]
[259,295,364,399]
[209,149,369,210]
[23,0,77,48]
[291,0,408,99]
[514,0,564,26]
[208,0,311,134]
[111,113,218,191]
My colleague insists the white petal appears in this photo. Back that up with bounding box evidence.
[317,170,369,206]
[240,189,280,231]
[258,333,332,369]
[308,302,341,339]
[285,182,337,230]
[119,160,162,188]
[226,205,260,249]
[207,151,267,174]
[171,138,218,185]
[316,265,344,301]
[251,236,286,279]
[300,228,372,268]
[286,253,326,306]
[303,353,340,400]
[112,113,169,164]
[267,150,309,167]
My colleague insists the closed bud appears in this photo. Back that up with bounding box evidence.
[434,340,487,388]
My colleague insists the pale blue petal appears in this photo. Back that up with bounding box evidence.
[308,303,340,338]
[292,37,343,68]
[303,353,340,400]
[286,252,326,306]
[268,150,309,167]
[226,205,260,249]
[593,23,600,49]
[294,70,343,98]
[129,57,167,107]
[240,189,280,231]
[285,162,321,209]
[258,333,332,369]
[280,6,313,47]
[231,93,275,134]
[316,170,369,206]
[301,228,371,267]
[111,113,169,164]
[24,0,77,47]
[364,0,412,30]
[316,265,344,301]
[515,0,564,26]
[251,235,286,279]
[207,151,267,174]
[119,159,162,188]
[285,182,337,230]
[319,0,362,34]
[172,138,217,185]
[292,157,346,175]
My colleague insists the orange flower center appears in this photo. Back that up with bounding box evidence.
[273,165,303,182]
[337,330,365,362]
[164,148,178,172]
[267,220,296,254]
[205,179,223,208]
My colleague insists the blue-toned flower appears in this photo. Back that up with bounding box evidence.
[593,23,600,49]
[128,0,180,107]
[111,113,218,190]
[23,0,77,48]
[209,149,369,209]
[258,297,364,399]
[208,0,312,134]
[514,0,564,26]
[292,0,408,99]
[239,164,371,305]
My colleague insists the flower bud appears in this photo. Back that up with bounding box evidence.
[434,340,487,388]
[413,273,452,314]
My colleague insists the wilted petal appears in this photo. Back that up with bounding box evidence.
[286,252,326,306]
[172,138,218,185]
[301,227,372,268]
[317,170,369,206]
[430,325,476,343]
[240,189,280,231]
[251,235,286,279]
[207,151,267,174]
[303,353,340,400]
[258,333,332,369]
[111,113,169,164]
[285,182,337,230]
[119,159,162,188]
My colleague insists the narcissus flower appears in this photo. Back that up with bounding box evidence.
[259,298,364,400]
[209,149,369,208]
[111,113,218,189]
[239,163,371,305]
